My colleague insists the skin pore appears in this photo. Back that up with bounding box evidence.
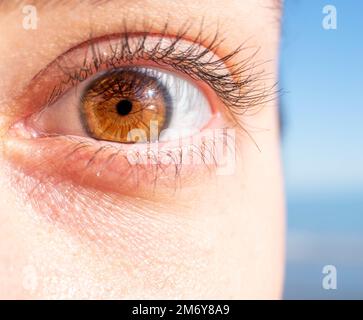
[0,0,285,299]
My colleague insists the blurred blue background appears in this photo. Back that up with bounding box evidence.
[280,0,363,299]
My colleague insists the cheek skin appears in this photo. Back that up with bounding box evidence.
[0,121,284,299]
[0,156,244,299]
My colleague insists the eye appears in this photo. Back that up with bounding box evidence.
[6,31,260,195]
[30,66,213,144]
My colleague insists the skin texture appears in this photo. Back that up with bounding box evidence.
[0,0,285,299]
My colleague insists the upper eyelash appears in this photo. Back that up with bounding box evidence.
[45,22,277,123]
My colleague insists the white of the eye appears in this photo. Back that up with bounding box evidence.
[141,68,212,142]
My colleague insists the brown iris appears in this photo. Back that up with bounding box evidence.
[81,68,171,143]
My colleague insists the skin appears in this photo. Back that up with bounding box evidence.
[0,0,285,299]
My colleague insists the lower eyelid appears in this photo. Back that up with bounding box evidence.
[3,129,232,199]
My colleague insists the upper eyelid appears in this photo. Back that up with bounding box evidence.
[21,32,216,113]
[52,33,231,101]
[25,27,274,123]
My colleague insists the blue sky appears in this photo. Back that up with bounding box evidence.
[281,0,363,194]
[280,0,363,299]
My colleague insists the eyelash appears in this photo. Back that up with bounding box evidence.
[43,23,275,123]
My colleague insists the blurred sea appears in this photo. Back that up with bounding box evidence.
[283,189,363,299]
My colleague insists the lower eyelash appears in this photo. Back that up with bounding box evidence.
[4,126,236,196]
[70,128,235,189]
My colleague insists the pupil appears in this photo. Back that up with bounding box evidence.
[116,99,133,116]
